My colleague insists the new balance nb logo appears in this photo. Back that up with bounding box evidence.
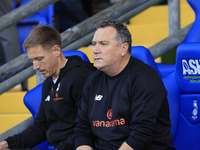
[94,95,103,101]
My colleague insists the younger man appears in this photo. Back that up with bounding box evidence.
[0,25,96,150]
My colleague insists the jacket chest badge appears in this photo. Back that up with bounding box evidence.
[53,93,64,101]
[54,83,63,101]
[45,95,50,101]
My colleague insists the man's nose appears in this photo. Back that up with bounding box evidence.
[93,44,100,54]
[33,61,39,70]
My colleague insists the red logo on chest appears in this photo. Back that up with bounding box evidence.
[107,109,112,120]
[53,93,63,101]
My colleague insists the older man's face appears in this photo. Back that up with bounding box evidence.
[92,26,124,75]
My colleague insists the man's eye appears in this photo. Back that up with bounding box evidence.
[91,42,96,46]
[37,58,43,61]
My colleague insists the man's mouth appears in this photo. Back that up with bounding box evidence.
[94,58,101,61]
[39,70,46,74]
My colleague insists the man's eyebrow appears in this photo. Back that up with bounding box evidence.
[93,40,108,43]
[32,56,44,60]
[100,41,109,44]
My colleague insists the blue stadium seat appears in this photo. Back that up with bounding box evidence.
[19,0,54,26]
[17,17,46,54]
[62,50,90,62]
[132,44,200,149]
[156,63,175,77]
[16,0,54,54]
[131,46,162,77]
[23,50,90,149]
[162,42,200,150]
[131,46,176,78]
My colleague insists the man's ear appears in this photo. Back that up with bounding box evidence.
[53,45,61,56]
[121,43,129,56]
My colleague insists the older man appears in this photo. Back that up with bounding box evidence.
[74,20,175,150]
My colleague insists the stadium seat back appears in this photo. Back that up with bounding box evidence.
[131,46,162,77]
[163,43,200,150]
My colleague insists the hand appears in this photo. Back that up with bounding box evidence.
[119,142,134,150]
[0,141,9,150]
[76,145,93,150]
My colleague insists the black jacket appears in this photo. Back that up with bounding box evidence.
[6,56,96,150]
[75,57,175,150]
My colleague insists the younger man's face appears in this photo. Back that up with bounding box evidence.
[27,45,58,78]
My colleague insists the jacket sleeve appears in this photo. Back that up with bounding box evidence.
[5,101,47,148]
[5,79,50,149]
[125,69,167,149]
